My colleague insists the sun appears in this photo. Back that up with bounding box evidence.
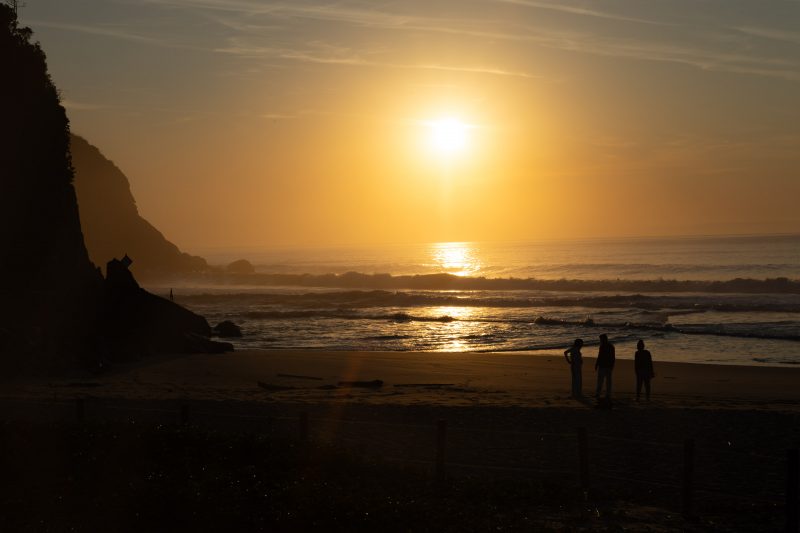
[426,117,470,156]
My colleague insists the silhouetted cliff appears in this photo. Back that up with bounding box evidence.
[0,6,230,370]
[71,135,208,278]
[0,5,102,369]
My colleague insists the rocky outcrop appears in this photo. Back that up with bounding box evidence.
[102,258,232,357]
[226,259,255,275]
[213,320,243,338]
[71,135,207,279]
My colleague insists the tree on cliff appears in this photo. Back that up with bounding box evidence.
[0,5,101,368]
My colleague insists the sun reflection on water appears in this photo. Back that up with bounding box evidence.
[436,306,474,321]
[430,242,481,277]
[431,306,475,352]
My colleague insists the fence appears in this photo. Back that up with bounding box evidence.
[1,396,798,530]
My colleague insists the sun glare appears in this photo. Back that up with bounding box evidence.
[431,242,481,276]
[426,117,470,156]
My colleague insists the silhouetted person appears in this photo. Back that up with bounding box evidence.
[634,339,655,401]
[595,333,615,400]
[169,288,174,302]
[564,338,584,398]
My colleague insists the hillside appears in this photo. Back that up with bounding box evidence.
[71,135,207,278]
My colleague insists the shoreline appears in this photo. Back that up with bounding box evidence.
[456,348,800,367]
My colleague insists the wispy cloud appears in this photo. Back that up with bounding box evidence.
[141,0,413,27]
[61,99,110,111]
[261,112,295,120]
[217,27,800,83]
[144,0,503,39]
[29,20,172,46]
[495,0,667,26]
[562,34,800,82]
[28,18,211,52]
[412,63,540,79]
[49,0,800,84]
[216,39,540,79]
[734,26,800,46]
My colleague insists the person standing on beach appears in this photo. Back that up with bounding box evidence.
[634,339,655,401]
[564,338,584,398]
[595,334,615,400]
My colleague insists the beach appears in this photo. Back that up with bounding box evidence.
[5,0,799,527]
[2,351,799,531]
[4,350,799,409]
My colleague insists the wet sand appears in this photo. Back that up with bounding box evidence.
[3,350,799,410]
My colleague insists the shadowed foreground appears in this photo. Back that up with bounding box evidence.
[1,352,798,531]
[0,401,795,532]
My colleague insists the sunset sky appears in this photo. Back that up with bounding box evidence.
[23,0,800,249]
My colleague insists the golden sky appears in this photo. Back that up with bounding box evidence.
[25,0,800,249]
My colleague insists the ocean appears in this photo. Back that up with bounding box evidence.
[147,234,800,366]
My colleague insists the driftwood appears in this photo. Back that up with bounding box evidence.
[257,381,295,392]
[337,380,383,389]
[394,383,454,388]
[277,373,323,381]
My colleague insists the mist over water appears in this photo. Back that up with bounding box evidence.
[157,235,800,365]
[195,234,800,281]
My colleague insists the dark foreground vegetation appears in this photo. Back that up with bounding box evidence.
[0,414,790,532]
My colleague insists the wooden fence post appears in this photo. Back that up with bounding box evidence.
[75,398,85,424]
[578,427,589,492]
[683,438,695,519]
[436,419,447,483]
[788,448,799,533]
[299,412,309,442]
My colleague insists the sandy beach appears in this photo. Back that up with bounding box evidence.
[2,351,799,531]
[4,350,799,411]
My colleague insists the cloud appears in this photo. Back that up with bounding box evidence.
[60,0,800,83]
[215,39,540,79]
[28,19,205,50]
[29,20,170,46]
[411,63,540,79]
[61,99,110,111]
[495,0,667,26]
[562,34,800,82]
[734,26,800,46]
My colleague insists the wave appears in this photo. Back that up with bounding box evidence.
[508,262,799,274]
[232,307,799,342]
[363,334,414,341]
[183,289,800,313]
[752,358,800,364]
[529,316,800,342]
[190,271,800,294]
[241,309,456,323]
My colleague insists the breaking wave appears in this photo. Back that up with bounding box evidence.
[182,289,800,314]
[222,307,800,342]
[192,271,800,294]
